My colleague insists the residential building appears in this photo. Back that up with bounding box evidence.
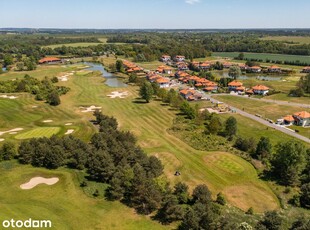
[293,111,310,127]
[252,85,269,95]
[268,65,281,73]
[228,80,243,92]
[161,55,171,62]
[174,55,185,62]
[38,57,61,64]
[248,66,262,73]
[302,67,310,73]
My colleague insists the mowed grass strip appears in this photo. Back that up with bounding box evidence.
[15,127,61,139]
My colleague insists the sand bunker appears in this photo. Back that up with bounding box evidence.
[32,105,38,108]
[20,177,59,190]
[43,120,53,123]
[65,123,73,126]
[80,105,102,113]
[0,95,18,99]
[65,129,74,135]
[107,91,129,99]
[0,138,4,142]
[58,73,74,82]
[9,132,17,135]
[0,128,24,136]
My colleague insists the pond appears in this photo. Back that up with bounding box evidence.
[217,71,283,81]
[84,62,128,88]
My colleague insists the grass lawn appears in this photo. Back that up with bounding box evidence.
[213,95,307,120]
[260,36,310,44]
[264,93,310,104]
[212,52,310,65]
[0,161,168,230]
[15,127,61,139]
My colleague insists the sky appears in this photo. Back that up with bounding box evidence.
[1,0,310,29]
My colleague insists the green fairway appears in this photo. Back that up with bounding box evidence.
[15,127,61,139]
[212,52,310,65]
[0,162,168,230]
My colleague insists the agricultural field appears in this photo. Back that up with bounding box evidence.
[260,36,310,44]
[212,52,310,65]
[43,42,104,49]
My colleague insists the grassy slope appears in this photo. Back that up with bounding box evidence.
[0,161,167,230]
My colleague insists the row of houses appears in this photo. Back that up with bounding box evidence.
[122,60,144,74]
[228,80,270,95]
[302,67,310,73]
[279,111,310,127]
[161,55,185,63]
[146,72,171,88]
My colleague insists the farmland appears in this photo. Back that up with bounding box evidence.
[261,36,310,44]
[212,52,310,65]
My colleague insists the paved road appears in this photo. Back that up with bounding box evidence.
[205,94,310,144]
[224,93,310,109]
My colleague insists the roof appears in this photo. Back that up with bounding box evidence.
[236,86,245,91]
[303,66,310,70]
[38,57,60,63]
[293,111,310,119]
[175,55,185,58]
[156,78,170,84]
[269,65,281,69]
[228,80,243,87]
[283,115,294,122]
[252,85,269,91]
[179,89,195,95]
[250,66,261,69]
[204,87,216,91]
[162,55,171,58]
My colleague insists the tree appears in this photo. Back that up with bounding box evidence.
[192,184,212,204]
[228,66,241,79]
[300,183,310,209]
[271,140,307,185]
[257,211,282,230]
[0,142,17,160]
[290,216,310,230]
[234,136,256,153]
[216,192,226,205]
[237,52,245,60]
[173,182,189,204]
[180,101,196,120]
[3,54,13,67]
[296,74,310,94]
[255,137,272,160]
[156,195,184,224]
[139,81,154,103]
[16,62,25,71]
[178,208,200,230]
[115,60,124,72]
[224,116,237,139]
[238,222,253,230]
[206,116,222,135]
[47,91,61,106]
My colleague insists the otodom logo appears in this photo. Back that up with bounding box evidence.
[2,218,52,228]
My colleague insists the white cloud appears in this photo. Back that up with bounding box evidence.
[185,0,200,5]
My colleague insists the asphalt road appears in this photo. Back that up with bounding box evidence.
[205,94,310,144]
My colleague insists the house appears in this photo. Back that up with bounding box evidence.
[223,62,232,68]
[199,63,211,70]
[203,82,218,93]
[293,111,310,127]
[268,65,281,73]
[156,65,173,74]
[283,115,294,125]
[252,85,269,95]
[179,89,196,100]
[155,77,170,88]
[228,80,243,92]
[177,62,188,71]
[38,57,61,64]
[238,63,248,71]
[302,67,310,73]
[174,55,185,62]
[161,55,171,62]
[248,66,262,73]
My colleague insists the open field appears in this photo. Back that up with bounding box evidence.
[15,127,61,139]
[212,52,310,65]
[265,93,310,104]
[213,95,307,120]
[0,161,167,230]
[43,42,104,49]
[261,36,310,44]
